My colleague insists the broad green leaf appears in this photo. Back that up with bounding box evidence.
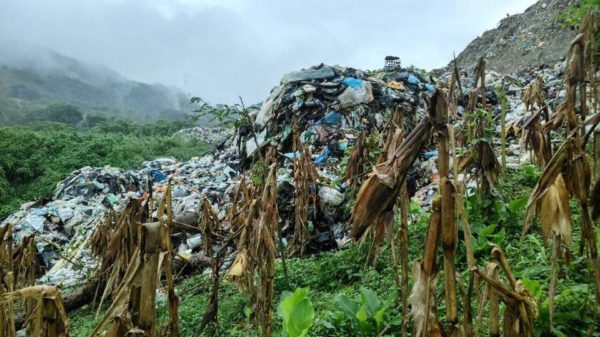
[278,288,314,337]
[508,197,528,213]
[521,278,542,300]
[493,228,506,244]
[355,305,368,323]
[277,290,298,318]
[359,287,382,317]
[480,224,496,237]
[287,298,314,337]
[373,305,387,327]
[335,294,359,319]
[550,327,568,337]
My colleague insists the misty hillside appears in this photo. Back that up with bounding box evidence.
[0,38,190,124]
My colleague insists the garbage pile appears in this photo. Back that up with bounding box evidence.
[1,59,566,289]
[435,59,568,169]
[174,126,234,145]
[2,166,142,286]
[234,64,441,244]
[242,64,435,162]
[0,63,448,287]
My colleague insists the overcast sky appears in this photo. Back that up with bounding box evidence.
[0,0,536,104]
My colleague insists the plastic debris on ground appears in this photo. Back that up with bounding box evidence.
[0,58,570,289]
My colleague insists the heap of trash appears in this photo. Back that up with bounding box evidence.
[239,64,434,161]
[1,60,566,288]
[3,167,142,286]
[174,126,234,145]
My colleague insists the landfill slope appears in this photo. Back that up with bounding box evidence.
[1,64,439,288]
[1,56,569,291]
[452,0,576,73]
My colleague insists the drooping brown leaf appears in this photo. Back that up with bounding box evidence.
[522,113,550,167]
[537,174,572,243]
[1,285,69,337]
[409,261,439,337]
[349,101,435,239]
[289,119,318,256]
[199,197,220,255]
[474,247,538,337]
[522,77,545,113]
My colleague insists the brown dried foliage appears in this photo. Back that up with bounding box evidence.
[289,119,318,256]
[474,247,537,337]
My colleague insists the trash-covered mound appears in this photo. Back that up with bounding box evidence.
[0,63,441,289]
[0,59,566,292]
[435,59,569,170]
[174,126,234,145]
[239,64,434,161]
[2,166,142,286]
[234,63,439,246]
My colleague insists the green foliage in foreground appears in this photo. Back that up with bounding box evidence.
[67,167,599,337]
[335,287,388,336]
[0,119,207,218]
[559,0,600,27]
[277,288,315,337]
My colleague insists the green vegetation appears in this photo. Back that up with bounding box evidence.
[277,288,315,337]
[0,118,207,218]
[559,0,600,27]
[67,165,598,337]
[335,287,389,336]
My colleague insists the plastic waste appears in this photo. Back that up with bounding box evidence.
[387,80,405,90]
[150,168,167,182]
[339,139,349,151]
[318,186,344,206]
[284,151,301,160]
[407,74,420,85]
[281,66,335,84]
[319,111,342,125]
[245,129,267,157]
[314,146,331,164]
[342,77,363,89]
[25,214,45,232]
[306,231,338,253]
[337,81,374,108]
[424,150,438,159]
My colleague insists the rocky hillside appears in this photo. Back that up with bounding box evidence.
[453,0,576,73]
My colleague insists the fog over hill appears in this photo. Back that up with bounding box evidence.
[0,37,190,123]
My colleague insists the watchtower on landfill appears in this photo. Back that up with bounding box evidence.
[384,56,401,71]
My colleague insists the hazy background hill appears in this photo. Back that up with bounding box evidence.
[0,37,191,125]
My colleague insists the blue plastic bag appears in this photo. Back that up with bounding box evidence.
[150,168,167,182]
[424,150,438,159]
[320,110,342,125]
[314,146,331,164]
[407,74,420,85]
[424,83,436,93]
[284,151,301,160]
[342,77,363,89]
